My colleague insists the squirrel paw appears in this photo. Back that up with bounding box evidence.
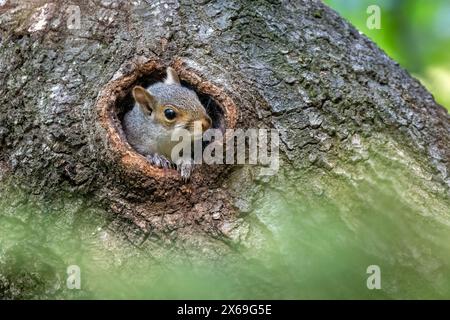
[176,159,195,181]
[146,154,172,169]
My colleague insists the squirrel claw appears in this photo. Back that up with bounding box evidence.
[146,154,194,182]
[146,154,172,169]
[177,159,195,181]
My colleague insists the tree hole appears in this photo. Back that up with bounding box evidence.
[97,58,237,182]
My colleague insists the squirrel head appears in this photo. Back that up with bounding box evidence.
[132,67,212,136]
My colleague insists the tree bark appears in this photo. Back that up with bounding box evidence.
[1,0,449,265]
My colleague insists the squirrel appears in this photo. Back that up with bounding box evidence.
[123,67,212,179]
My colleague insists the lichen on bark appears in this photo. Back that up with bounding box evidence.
[0,0,449,298]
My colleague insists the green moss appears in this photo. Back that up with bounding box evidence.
[0,132,449,299]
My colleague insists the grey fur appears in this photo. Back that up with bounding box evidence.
[123,69,209,179]
[165,67,180,85]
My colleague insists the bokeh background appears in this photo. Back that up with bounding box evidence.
[324,0,450,111]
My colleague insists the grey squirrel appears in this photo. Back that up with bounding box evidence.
[123,67,212,179]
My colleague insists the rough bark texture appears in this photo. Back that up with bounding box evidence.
[1,0,449,261]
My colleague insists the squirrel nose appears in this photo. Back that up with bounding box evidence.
[202,116,212,131]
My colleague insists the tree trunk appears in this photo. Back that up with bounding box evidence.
[0,0,449,298]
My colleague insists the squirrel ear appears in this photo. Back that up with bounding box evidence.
[132,86,156,115]
[165,67,181,85]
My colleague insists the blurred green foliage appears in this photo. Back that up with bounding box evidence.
[324,0,450,111]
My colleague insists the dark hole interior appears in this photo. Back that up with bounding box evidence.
[117,69,225,133]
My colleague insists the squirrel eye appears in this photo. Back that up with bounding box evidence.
[164,108,176,120]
